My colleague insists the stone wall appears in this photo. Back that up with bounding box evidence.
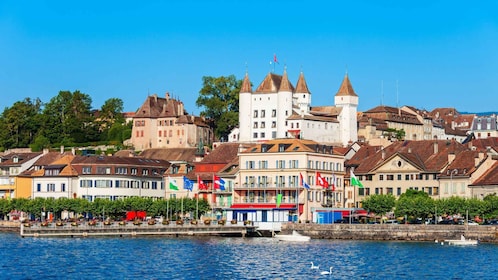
[283,223,498,243]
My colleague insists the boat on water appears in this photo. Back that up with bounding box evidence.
[274,230,311,242]
[444,235,479,246]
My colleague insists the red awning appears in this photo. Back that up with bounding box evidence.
[230,203,296,209]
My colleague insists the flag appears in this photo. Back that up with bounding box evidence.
[330,173,336,191]
[274,53,279,64]
[316,172,329,189]
[198,175,208,190]
[300,173,310,190]
[350,170,363,188]
[168,176,179,190]
[214,175,225,191]
[276,193,282,208]
[183,176,193,191]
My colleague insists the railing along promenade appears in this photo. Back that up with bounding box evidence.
[19,220,256,238]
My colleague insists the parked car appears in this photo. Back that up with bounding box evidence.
[438,219,456,225]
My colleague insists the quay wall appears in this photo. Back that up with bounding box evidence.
[283,223,498,243]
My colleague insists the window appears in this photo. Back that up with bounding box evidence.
[271,121,276,128]
[95,180,112,188]
[47,183,55,192]
[379,175,384,181]
[405,174,410,180]
[142,169,149,175]
[254,110,258,118]
[61,183,66,192]
[81,180,92,188]
[253,133,258,138]
[115,167,127,174]
[261,122,265,128]
[247,161,255,169]
[97,167,111,174]
[272,131,276,138]
[397,188,401,196]
[272,109,276,117]
[37,183,41,192]
[387,175,394,180]
[253,122,258,128]
[261,110,265,117]
[131,168,137,175]
[397,174,402,180]
[260,132,265,138]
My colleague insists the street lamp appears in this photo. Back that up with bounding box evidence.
[450,169,458,195]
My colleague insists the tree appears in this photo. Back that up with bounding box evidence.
[196,75,241,141]
[0,98,42,149]
[395,190,435,221]
[40,90,95,145]
[361,194,396,218]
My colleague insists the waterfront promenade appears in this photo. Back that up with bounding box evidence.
[283,222,498,243]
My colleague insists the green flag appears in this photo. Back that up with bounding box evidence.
[276,194,282,208]
[350,170,363,188]
[168,176,179,190]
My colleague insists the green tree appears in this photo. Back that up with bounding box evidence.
[0,98,42,149]
[196,75,241,141]
[361,194,396,218]
[395,190,435,221]
[40,90,95,145]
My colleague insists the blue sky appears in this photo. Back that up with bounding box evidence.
[1,1,497,115]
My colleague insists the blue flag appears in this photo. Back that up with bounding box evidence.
[183,176,194,191]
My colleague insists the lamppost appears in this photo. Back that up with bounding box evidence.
[450,169,458,195]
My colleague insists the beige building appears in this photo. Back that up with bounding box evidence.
[347,140,469,207]
[129,93,213,150]
[227,139,345,228]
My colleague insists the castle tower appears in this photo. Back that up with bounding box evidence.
[334,73,358,146]
[238,72,252,142]
[276,68,294,139]
[294,71,311,114]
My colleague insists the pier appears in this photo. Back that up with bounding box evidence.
[20,221,256,238]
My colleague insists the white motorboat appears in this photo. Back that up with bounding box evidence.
[275,230,311,242]
[444,235,479,246]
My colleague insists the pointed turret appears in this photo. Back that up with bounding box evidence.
[279,68,294,92]
[240,72,252,93]
[335,73,358,97]
[295,71,310,94]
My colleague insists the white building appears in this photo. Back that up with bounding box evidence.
[233,69,358,147]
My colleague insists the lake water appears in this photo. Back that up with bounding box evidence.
[1,233,497,279]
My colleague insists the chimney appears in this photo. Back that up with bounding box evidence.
[433,142,438,154]
[408,148,412,153]
[71,147,75,155]
[60,146,64,154]
[43,148,49,155]
[381,147,385,159]
[165,92,170,100]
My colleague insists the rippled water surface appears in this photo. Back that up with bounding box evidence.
[1,233,497,279]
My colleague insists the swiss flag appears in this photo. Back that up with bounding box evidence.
[316,172,330,189]
[198,175,208,190]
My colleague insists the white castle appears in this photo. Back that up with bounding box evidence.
[230,68,358,146]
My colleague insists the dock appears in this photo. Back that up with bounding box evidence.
[20,221,256,238]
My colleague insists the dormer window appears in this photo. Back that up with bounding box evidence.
[13,156,19,163]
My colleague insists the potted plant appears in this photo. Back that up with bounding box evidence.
[162,220,170,225]
[88,220,97,226]
[118,221,126,226]
[218,219,226,225]
[190,220,198,225]
[147,219,156,225]
[204,219,211,225]
[133,219,142,226]
[243,220,252,226]
[231,219,237,225]
[176,219,184,225]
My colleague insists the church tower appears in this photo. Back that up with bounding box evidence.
[276,68,294,139]
[334,73,358,146]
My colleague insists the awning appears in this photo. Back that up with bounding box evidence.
[230,203,296,210]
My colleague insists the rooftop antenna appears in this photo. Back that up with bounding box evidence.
[396,80,400,115]
[381,80,384,106]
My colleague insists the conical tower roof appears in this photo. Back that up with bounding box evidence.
[335,74,358,97]
[295,72,310,94]
[279,68,295,92]
[240,72,252,93]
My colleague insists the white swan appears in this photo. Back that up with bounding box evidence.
[320,266,333,275]
[310,262,319,269]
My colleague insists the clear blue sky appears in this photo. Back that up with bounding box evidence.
[1,1,497,115]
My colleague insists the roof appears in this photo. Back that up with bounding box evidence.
[139,148,198,162]
[335,74,357,97]
[240,138,341,155]
[0,152,42,167]
[134,93,185,118]
[363,105,422,125]
[440,150,483,178]
[254,73,295,93]
[240,72,252,93]
[201,143,240,164]
[349,140,468,174]
[295,72,310,94]
[470,161,498,186]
